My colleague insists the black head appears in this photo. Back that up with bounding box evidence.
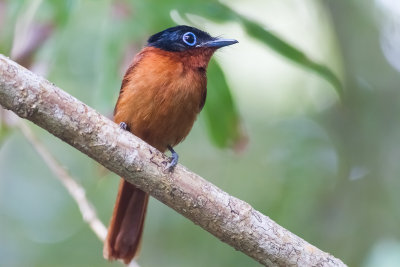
[147,25,238,52]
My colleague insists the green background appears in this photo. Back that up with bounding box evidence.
[1,0,400,266]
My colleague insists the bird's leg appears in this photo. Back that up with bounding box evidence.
[119,122,177,172]
[166,145,179,172]
[119,122,130,131]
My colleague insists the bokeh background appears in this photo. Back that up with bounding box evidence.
[1,0,400,266]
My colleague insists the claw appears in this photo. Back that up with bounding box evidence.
[119,122,129,131]
[166,145,179,172]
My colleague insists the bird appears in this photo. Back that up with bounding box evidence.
[103,25,238,264]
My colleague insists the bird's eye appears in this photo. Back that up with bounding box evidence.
[182,32,196,46]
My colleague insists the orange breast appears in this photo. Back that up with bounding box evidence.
[114,47,208,152]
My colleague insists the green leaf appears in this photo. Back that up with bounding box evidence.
[192,2,343,98]
[0,122,12,147]
[46,0,76,26]
[203,60,243,148]
[236,12,343,98]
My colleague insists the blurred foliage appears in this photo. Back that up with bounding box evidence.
[204,60,242,148]
[191,2,343,97]
[1,0,400,267]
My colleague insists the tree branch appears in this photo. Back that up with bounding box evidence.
[0,54,346,267]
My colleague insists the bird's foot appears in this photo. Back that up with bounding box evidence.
[119,122,129,131]
[165,145,179,172]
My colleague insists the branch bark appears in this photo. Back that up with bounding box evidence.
[0,54,346,267]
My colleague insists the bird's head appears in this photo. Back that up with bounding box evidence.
[147,25,238,53]
[146,25,237,69]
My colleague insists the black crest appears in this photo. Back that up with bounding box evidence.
[147,25,214,52]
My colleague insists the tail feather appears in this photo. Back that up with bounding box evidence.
[104,179,149,264]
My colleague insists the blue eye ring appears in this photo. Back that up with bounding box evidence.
[182,32,196,46]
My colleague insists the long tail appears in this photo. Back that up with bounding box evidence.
[103,179,149,264]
